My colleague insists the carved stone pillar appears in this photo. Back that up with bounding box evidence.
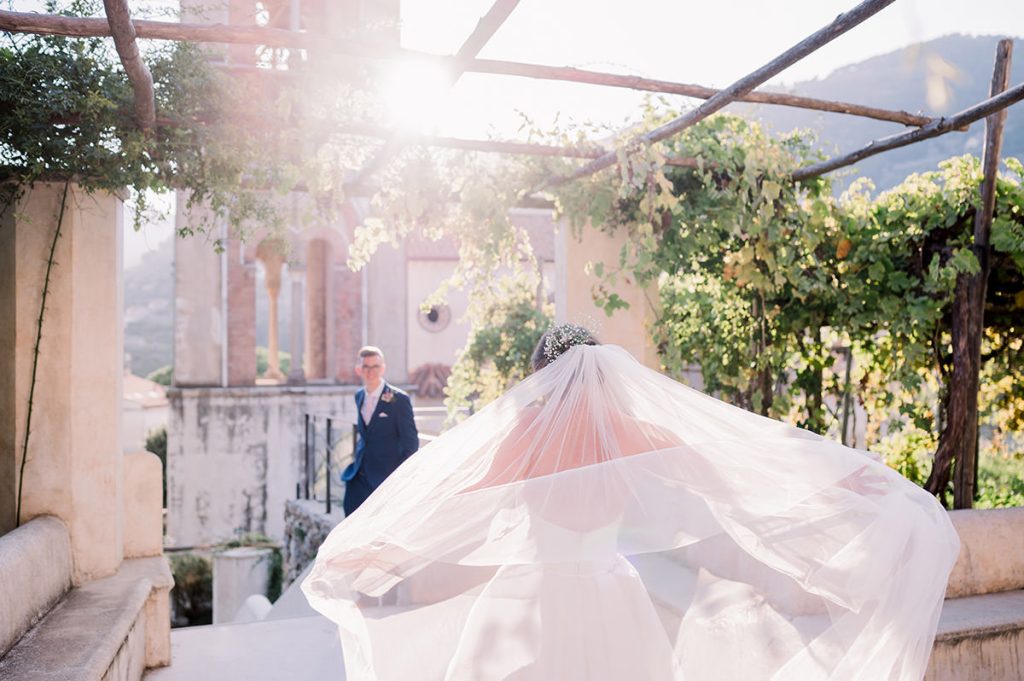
[305,240,330,380]
[288,269,305,384]
[256,239,286,382]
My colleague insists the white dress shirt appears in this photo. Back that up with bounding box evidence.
[361,382,385,425]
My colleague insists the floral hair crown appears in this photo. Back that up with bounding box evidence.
[542,322,595,364]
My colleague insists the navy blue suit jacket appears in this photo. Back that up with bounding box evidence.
[341,382,419,488]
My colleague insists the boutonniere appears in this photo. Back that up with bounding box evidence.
[380,389,394,403]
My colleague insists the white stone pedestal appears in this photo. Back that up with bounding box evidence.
[213,547,271,624]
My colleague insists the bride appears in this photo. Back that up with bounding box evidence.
[303,323,960,680]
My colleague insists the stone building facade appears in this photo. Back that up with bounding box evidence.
[166,0,570,548]
[169,197,558,546]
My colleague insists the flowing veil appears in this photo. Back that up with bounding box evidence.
[302,344,959,680]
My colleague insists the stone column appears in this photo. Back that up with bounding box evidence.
[288,269,306,383]
[256,240,286,382]
[172,194,224,387]
[334,264,362,384]
[0,183,124,582]
[305,241,329,380]
[227,237,257,386]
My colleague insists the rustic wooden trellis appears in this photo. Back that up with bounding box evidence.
[1,0,1020,508]
[4,0,1022,185]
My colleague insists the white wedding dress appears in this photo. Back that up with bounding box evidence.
[303,345,959,680]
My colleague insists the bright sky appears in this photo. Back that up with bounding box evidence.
[7,0,1021,262]
[398,0,1024,138]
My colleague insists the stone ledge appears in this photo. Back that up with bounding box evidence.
[928,590,1024,681]
[0,556,173,680]
[0,516,72,656]
[0,576,148,680]
[935,590,1024,644]
[946,508,1024,598]
[166,385,360,399]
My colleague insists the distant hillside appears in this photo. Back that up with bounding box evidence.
[741,34,1024,192]
[124,235,174,377]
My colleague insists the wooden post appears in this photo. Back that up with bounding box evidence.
[925,39,1013,507]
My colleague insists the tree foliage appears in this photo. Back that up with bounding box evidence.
[342,102,1023,476]
[444,278,552,417]
[0,0,372,236]
[4,8,1021,503]
[550,111,1024,456]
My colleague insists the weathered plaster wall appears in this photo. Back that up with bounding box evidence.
[406,260,472,374]
[167,386,357,547]
[557,221,660,369]
[366,241,408,381]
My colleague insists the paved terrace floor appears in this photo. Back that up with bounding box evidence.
[144,614,345,681]
[145,559,1021,681]
[144,563,348,681]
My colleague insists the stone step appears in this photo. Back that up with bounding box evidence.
[927,590,1024,681]
[146,576,1024,681]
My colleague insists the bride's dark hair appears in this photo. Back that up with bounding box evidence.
[531,323,600,372]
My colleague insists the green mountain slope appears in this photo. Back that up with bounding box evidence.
[741,34,1024,192]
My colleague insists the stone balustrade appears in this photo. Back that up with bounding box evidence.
[0,515,172,680]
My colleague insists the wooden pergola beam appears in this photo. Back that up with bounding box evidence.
[0,8,934,130]
[548,0,897,187]
[0,9,367,54]
[792,77,1024,181]
[468,59,932,128]
[453,0,519,64]
[347,0,520,186]
[101,0,155,130]
[47,107,702,169]
[338,123,701,167]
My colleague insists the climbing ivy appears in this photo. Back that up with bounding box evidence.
[348,104,1023,480]
[0,0,372,236]
[4,4,1021,498]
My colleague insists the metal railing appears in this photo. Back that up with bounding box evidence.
[299,413,356,515]
[298,405,471,513]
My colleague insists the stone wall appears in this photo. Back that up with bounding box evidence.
[166,385,356,548]
[282,499,344,587]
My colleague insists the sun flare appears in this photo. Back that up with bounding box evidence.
[379,58,453,134]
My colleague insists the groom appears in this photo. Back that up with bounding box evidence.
[341,346,420,516]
